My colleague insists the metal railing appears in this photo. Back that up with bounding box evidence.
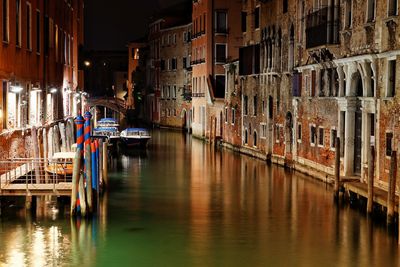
[0,158,73,193]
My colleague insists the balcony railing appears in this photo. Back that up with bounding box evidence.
[306,6,340,49]
[192,92,205,97]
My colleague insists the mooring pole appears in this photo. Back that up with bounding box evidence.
[85,144,93,214]
[102,140,108,188]
[367,146,375,214]
[334,137,341,200]
[387,151,397,225]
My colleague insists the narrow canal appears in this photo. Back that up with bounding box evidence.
[0,130,399,266]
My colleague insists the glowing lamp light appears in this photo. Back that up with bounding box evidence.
[10,85,23,93]
[50,88,58,94]
[84,60,91,67]
[32,87,42,92]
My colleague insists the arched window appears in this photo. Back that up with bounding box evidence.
[253,131,258,147]
[244,129,248,144]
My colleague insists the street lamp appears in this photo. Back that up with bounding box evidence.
[10,85,23,93]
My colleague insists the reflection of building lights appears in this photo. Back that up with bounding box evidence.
[50,88,58,94]
[10,85,23,93]
[0,108,2,119]
[32,87,42,92]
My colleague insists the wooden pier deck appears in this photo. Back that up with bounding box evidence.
[343,180,399,212]
[0,159,73,197]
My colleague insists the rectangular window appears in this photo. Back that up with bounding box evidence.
[386,132,393,156]
[254,7,260,29]
[171,58,177,70]
[345,0,353,28]
[367,0,375,22]
[215,43,226,63]
[388,0,398,16]
[36,10,40,53]
[183,57,187,69]
[253,95,257,116]
[311,70,316,97]
[3,0,9,42]
[297,123,302,141]
[26,2,32,50]
[231,108,235,124]
[330,129,337,149]
[283,0,288,13]
[215,11,227,33]
[215,75,225,98]
[318,127,324,146]
[244,95,248,115]
[16,0,21,47]
[261,123,267,138]
[241,11,247,32]
[225,107,228,123]
[310,125,316,145]
[387,59,396,97]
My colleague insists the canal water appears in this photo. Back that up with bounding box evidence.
[0,130,399,266]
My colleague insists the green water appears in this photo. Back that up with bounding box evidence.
[0,130,399,267]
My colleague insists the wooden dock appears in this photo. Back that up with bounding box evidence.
[0,159,73,197]
[343,181,399,212]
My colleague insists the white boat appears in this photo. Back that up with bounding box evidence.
[120,128,151,148]
[93,118,120,143]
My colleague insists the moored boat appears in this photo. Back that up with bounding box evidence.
[120,128,151,148]
[93,118,120,143]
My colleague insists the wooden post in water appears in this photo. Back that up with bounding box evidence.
[43,128,49,183]
[367,146,375,214]
[387,151,397,225]
[85,144,93,213]
[31,127,41,184]
[71,148,81,215]
[102,140,108,188]
[78,173,87,216]
[334,137,341,200]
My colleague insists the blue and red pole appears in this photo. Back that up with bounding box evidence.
[84,111,92,146]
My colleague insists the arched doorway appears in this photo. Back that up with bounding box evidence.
[182,109,187,131]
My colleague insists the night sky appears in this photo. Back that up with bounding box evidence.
[85,0,189,51]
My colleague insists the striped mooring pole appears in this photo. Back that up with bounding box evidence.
[75,114,85,154]
[84,111,92,146]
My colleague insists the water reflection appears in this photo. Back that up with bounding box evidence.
[0,130,399,266]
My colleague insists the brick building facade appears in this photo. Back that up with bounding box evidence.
[159,22,192,130]
[191,0,242,140]
[0,0,84,159]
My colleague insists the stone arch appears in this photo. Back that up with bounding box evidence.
[348,70,363,97]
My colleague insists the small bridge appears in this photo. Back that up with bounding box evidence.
[86,97,127,115]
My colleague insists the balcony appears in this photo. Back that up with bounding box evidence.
[306,6,340,49]
[192,92,205,97]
